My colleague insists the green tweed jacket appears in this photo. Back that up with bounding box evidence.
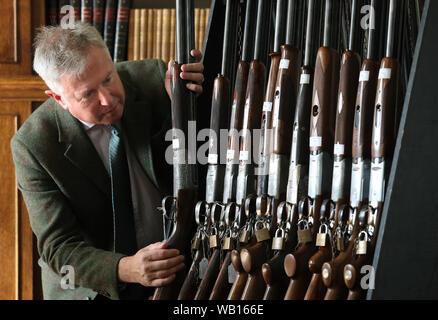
[11,59,173,300]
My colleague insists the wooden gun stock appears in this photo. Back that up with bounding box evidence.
[310,47,340,154]
[153,189,197,300]
[209,251,232,300]
[194,248,221,300]
[227,247,250,300]
[239,241,268,300]
[178,249,203,300]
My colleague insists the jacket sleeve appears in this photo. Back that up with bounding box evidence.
[11,135,126,300]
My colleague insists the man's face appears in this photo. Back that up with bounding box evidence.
[55,46,125,124]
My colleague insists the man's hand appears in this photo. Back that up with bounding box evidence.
[165,49,204,99]
[117,241,185,287]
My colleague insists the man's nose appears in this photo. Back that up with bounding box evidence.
[98,87,113,106]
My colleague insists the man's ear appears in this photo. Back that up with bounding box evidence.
[45,90,69,110]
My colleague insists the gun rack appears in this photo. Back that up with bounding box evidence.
[197,0,437,299]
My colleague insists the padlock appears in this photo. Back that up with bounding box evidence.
[192,235,201,250]
[272,228,285,250]
[222,237,235,250]
[297,228,312,244]
[336,235,345,251]
[209,227,219,248]
[356,231,368,255]
[239,230,250,244]
[255,221,271,242]
[316,224,328,247]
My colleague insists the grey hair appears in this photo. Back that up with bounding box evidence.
[33,23,111,94]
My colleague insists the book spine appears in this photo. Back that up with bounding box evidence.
[93,0,105,35]
[128,9,137,60]
[170,9,176,62]
[162,9,171,64]
[47,0,58,25]
[81,0,93,23]
[139,9,147,60]
[195,8,200,52]
[146,9,154,59]
[70,0,81,22]
[113,0,132,62]
[155,9,162,60]
[58,0,70,22]
[199,8,206,52]
[104,0,117,59]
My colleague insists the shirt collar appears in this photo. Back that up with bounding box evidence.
[78,119,96,131]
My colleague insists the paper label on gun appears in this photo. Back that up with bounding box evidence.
[359,70,370,82]
[378,68,392,79]
[239,150,249,161]
[310,136,322,147]
[334,143,345,155]
[300,74,310,84]
[208,153,218,164]
[280,59,290,69]
[172,138,180,149]
[263,101,272,112]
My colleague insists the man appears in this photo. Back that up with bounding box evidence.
[11,23,204,300]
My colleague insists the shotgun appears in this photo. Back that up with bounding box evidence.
[191,0,239,300]
[283,0,339,300]
[152,0,198,300]
[262,0,304,300]
[304,0,361,300]
[240,0,288,301]
[344,0,400,300]
[209,0,256,301]
[321,0,379,300]
[228,0,269,299]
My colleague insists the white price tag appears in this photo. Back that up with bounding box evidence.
[334,143,345,155]
[263,101,273,112]
[359,70,370,82]
[239,150,249,161]
[226,149,235,160]
[310,136,322,147]
[279,59,290,69]
[378,68,392,79]
[300,73,311,84]
[208,153,218,164]
[172,138,180,149]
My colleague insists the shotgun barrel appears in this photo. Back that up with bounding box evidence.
[344,0,400,300]
[153,0,198,300]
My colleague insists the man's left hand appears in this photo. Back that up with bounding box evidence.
[165,49,204,99]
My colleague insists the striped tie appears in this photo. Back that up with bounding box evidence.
[107,124,137,255]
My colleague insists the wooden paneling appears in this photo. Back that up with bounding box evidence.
[0,0,18,63]
[0,101,36,300]
[0,112,19,300]
[0,0,32,76]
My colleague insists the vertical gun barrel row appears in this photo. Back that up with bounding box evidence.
[156,0,420,300]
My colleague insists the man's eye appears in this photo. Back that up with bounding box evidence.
[104,76,112,84]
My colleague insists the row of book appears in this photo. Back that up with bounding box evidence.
[47,0,132,62]
[46,1,210,64]
[127,8,210,64]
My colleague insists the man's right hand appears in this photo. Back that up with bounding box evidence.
[117,241,185,287]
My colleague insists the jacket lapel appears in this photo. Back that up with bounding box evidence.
[122,82,160,191]
[55,106,112,199]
